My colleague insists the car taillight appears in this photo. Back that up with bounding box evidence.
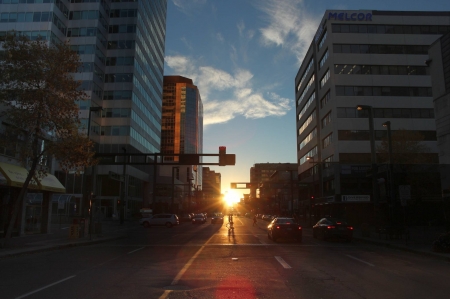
[327,226,335,229]
[298,226,302,230]
[276,226,280,229]
[347,226,353,230]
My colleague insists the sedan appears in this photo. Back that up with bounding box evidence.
[313,217,353,241]
[267,217,302,242]
[192,214,206,224]
[211,213,224,224]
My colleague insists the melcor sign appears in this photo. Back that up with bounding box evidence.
[328,12,372,21]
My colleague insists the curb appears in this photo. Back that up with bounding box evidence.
[353,236,450,262]
[0,235,126,259]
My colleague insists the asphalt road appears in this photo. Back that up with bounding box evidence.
[1,216,449,299]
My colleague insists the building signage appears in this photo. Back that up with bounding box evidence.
[328,12,372,22]
[342,195,371,202]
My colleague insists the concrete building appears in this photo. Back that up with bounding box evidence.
[0,0,168,223]
[295,10,450,225]
[202,167,221,212]
[157,76,203,213]
[429,32,450,203]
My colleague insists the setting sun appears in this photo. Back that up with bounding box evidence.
[223,190,240,206]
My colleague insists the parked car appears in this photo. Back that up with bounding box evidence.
[192,214,206,224]
[211,213,224,224]
[312,217,353,241]
[180,214,192,222]
[262,215,272,221]
[267,217,302,242]
[140,214,179,228]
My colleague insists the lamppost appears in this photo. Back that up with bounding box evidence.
[307,156,316,226]
[356,105,379,224]
[81,106,102,219]
[383,121,394,225]
[171,166,179,213]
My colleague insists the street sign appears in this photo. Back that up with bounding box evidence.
[399,185,411,206]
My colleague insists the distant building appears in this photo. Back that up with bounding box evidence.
[202,167,222,212]
[157,76,203,213]
[429,32,450,201]
[295,10,450,225]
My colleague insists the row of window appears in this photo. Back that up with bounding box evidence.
[69,10,100,20]
[0,30,61,44]
[297,75,315,105]
[318,30,327,50]
[334,64,429,76]
[298,93,315,120]
[298,110,315,135]
[103,90,132,101]
[300,146,317,165]
[107,40,135,49]
[299,128,317,150]
[104,73,133,83]
[109,24,136,34]
[333,44,429,55]
[322,111,332,128]
[296,59,313,91]
[337,107,435,119]
[323,133,332,149]
[336,86,432,97]
[110,9,137,18]
[0,11,52,23]
[338,130,437,141]
[102,108,131,118]
[319,49,328,69]
[332,24,450,35]
[320,69,330,89]
[106,56,134,66]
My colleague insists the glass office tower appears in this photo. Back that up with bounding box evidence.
[0,0,167,218]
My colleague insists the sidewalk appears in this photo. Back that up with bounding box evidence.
[352,225,450,262]
[0,220,138,259]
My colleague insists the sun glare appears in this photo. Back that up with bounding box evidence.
[224,190,240,206]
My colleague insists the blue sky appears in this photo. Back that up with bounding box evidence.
[163,0,450,198]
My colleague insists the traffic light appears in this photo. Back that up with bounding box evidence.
[219,146,226,166]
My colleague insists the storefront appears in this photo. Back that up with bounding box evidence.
[0,162,65,236]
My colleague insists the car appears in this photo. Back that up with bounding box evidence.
[192,213,206,224]
[262,215,272,221]
[312,217,353,241]
[180,214,192,222]
[267,217,302,242]
[211,213,224,224]
[139,214,179,228]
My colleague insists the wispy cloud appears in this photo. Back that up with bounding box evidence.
[165,55,292,126]
[256,0,320,63]
[172,0,208,16]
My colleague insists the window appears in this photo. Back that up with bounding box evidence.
[298,110,315,135]
[335,86,431,97]
[320,91,330,108]
[318,30,327,50]
[296,59,313,91]
[320,69,330,89]
[323,155,334,169]
[323,133,332,149]
[297,75,315,106]
[298,93,315,120]
[300,147,318,165]
[319,49,329,69]
[322,111,332,128]
[333,44,429,55]
[299,128,317,150]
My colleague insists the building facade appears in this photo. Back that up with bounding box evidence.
[202,167,221,213]
[429,32,450,203]
[295,10,450,225]
[0,0,168,221]
[158,76,203,212]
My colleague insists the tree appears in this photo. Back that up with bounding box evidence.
[0,34,96,245]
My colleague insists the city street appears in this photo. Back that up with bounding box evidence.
[1,216,449,299]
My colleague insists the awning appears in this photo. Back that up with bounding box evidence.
[0,162,39,189]
[36,173,66,193]
[0,162,65,193]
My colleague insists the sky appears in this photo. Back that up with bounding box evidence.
[163,0,450,198]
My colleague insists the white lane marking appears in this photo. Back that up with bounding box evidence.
[15,276,76,299]
[275,256,292,269]
[346,254,375,267]
[158,233,215,299]
[127,247,145,254]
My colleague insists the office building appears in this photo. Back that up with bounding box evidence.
[429,32,450,201]
[158,76,203,212]
[295,10,450,224]
[0,0,168,223]
[202,167,221,212]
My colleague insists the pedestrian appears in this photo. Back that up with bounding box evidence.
[253,215,257,226]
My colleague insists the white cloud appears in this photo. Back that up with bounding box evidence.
[165,55,292,126]
[256,0,320,63]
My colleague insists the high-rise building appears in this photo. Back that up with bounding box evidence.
[0,0,168,219]
[295,10,450,224]
[202,167,221,212]
[158,76,203,211]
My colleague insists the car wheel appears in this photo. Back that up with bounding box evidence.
[166,222,173,228]
[143,222,150,228]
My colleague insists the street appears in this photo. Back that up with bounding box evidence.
[1,216,449,299]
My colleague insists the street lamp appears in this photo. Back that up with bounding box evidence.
[383,121,395,225]
[307,156,315,226]
[171,166,180,213]
[81,106,102,218]
[356,105,379,224]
